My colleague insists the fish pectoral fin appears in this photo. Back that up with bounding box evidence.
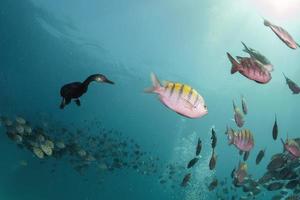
[181,98,195,110]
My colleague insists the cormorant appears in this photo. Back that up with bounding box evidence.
[60,74,114,109]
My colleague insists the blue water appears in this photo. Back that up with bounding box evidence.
[0,0,300,199]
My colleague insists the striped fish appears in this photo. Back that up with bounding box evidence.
[264,19,299,49]
[228,129,254,152]
[145,73,208,118]
[233,100,245,127]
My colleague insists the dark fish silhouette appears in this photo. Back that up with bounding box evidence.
[255,149,265,165]
[272,114,278,140]
[208,178,218,191]
[187,157,199,169]
[283,73,300,94]
[181,173,191,187]
[211,128,217,149]
[266,182,284,191]
[243,151,250,161]
[285,179,299,189]
[209,149,217,170]
[195,138,202,156]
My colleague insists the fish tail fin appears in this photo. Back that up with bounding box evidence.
[227,53,240,74]
[282,72,287,79]
[144,72,162,93]
[263,19,271,27]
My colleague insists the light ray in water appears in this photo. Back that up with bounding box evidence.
[250,0,300,20]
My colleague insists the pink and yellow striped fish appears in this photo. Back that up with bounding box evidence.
[228,129,254,152]
[145,73,208,118]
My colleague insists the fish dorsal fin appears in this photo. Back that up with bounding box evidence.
[232,100,236,110]
[162,80,171,86]
[241,42,250,53]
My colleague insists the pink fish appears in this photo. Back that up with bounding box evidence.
[227,53,272,84]
[228,129,254,152]
[264,19,299,49]
[281,137,300,158]
[145,73,208,118]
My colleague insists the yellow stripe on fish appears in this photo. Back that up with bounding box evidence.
[164,82,201,105]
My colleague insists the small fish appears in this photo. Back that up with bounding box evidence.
[255,149,265,165]
[208,178,218,191]
[241,42,273,70]
[232,100,245,128]
[227,53,272,84]
[267,154,286,172]
[228,129,254,152]
[243,151,250,161]
[181,173,191,187]
[209,149,217,170]
[211,127,217,149]
[266,182,284,191]
[187,157,199,169]
[241,95,248,115]
[285,179,299,189]
[264,19,299,49]
[283,73,300,94]
[145,73,208,118]
[281,137,300,158]
[234,162,248,184]
[195,138,202,156]
[272,114,278,140]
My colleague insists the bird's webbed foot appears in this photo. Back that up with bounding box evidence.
[60,98,66,109]
[75,99,81,106]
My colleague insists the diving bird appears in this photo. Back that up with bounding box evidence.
[59,74,114,109]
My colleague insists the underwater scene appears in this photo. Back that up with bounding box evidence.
[1,0,300,199]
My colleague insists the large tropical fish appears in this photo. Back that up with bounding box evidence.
[241,42,273,72]
[227,53,272,84]
[227,129,254,152]
[145,73,208,118]
[283,73,300,94]
[264,19,299,49]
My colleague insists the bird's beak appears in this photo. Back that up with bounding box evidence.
[104,79,114,84]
